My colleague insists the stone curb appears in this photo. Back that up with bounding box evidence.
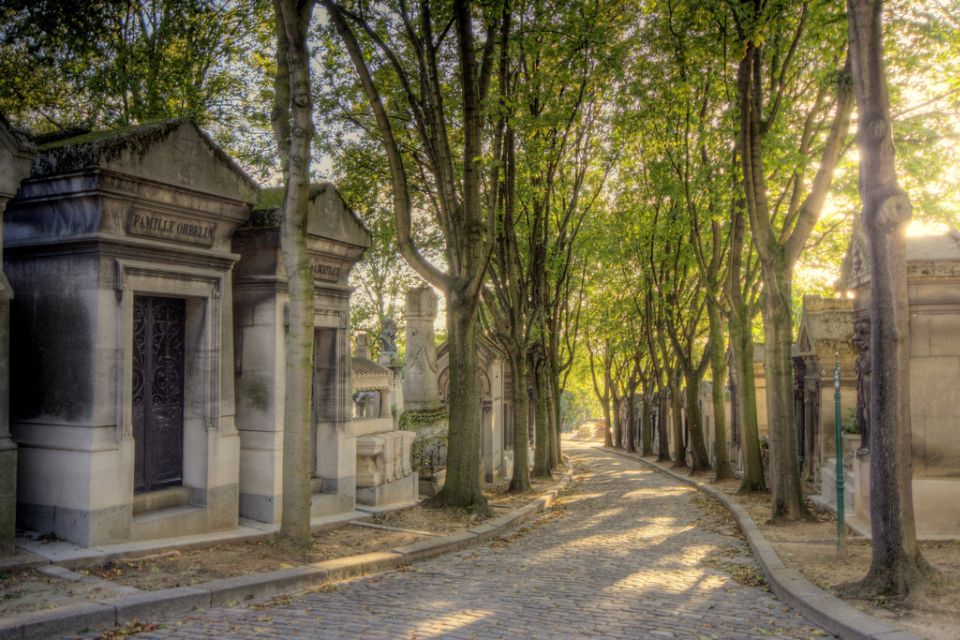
[603,447,921,640]
[0,469,574,640]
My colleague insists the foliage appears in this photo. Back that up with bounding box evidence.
[398,409,448,431]
[0,0,277,177]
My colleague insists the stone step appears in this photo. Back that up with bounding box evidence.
[130,505,207,542]
[132,487,191,516]
[310,492,346,518]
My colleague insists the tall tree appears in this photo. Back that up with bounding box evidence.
[324,0,504,509]
[733,0,854,519]
[845,0,937,597]
[272,0,316,547]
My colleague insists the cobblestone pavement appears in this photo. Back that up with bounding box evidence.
[137,444,830,639]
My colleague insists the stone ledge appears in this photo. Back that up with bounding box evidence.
[201,566,328,607]
[0,467,574,639]
[0,600,115,640]
[603,447,921,640]
[108,586,212,625]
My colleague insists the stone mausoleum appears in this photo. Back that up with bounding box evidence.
[791,295,857,491]
[842,229,960,536]
[4,120,258,546]
[232,185,371,522]
[437,336,508,483]
[351,333,417,506]
[0,116,34,555]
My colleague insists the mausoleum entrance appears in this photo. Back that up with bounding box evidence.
[132,295,186,494]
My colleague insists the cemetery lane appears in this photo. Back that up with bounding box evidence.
[137,443,829,640]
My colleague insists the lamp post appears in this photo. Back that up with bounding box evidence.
[834,353,846,559]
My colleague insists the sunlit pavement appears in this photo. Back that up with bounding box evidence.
[136,442,828,639]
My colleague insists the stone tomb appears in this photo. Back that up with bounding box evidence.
[791,295,858,493]
[437,336,508,483]
[0,117,34,554]
[232,185,370,522]
[842,230,960,536]
[351,334,417,506]
[4,119,257,546]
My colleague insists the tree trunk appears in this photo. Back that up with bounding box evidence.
[626,389,637,453]
[602,396,613,448]
[761,276,807,519]
[274,0,315,548]
[548,372,561,469]
[847,0,935,596]
[641,388,654,456]
[683,369,711,474]
[730,301,764,492]
[435,291,486,508]
[508,350,531,492]
[532,353,552,477]
[669,375,686,468]
[611,394,623,449]
[657,394,671,462]
[708,303,733,480]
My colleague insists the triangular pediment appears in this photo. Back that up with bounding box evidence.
[0,115,35,198]
[306,183,371,249]
[838,215,870,289]
[32,118,258,205]
[251,183,371,249]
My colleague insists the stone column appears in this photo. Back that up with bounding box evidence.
[0,120,33,555]
[403,286,441,412]
[355,331,371,360]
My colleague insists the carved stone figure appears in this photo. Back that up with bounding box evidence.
[378,318,398,366]
[852,317,872,452]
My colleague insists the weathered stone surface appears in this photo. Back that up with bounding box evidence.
[232,184,370,523]
[843,231,960,535]
[402,286,441,412]
[0,116,34,556]
[4,120,254,547]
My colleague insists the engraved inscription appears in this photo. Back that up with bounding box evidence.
[312,260,342,282]
[128,209,216,247]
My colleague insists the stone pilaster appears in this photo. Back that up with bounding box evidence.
[0,117,34,554]
[403,287,441,412]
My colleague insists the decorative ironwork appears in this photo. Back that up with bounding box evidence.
[133,296,185,494]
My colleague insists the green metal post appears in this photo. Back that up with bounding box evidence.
[834,353,846,558]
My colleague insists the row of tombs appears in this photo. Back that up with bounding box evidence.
[634,232,960,538]
[0,118,422,549]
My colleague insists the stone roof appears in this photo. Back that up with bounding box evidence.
[907,232,960,261]
[840,222,960,288]
[0,115,35,199]
[0,114,34,154]
[29,118,259,204]
[252,183,371,249]
[352,356,393,392]
[352,356,392,377]
[795,295,854,356]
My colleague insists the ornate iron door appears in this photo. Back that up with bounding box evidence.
[133,296,186,494]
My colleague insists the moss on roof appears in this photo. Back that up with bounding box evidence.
[30,118,259,195]
[36,119,180,151]
[255,186,285,212]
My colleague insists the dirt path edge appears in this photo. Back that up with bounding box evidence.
[602,446,921,640]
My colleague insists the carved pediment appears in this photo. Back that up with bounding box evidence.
[31,119,258,205]
[0,115,35,199]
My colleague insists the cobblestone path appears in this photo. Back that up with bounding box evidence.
[138,444,829,639]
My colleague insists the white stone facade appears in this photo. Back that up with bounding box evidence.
[4,120,257,546]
